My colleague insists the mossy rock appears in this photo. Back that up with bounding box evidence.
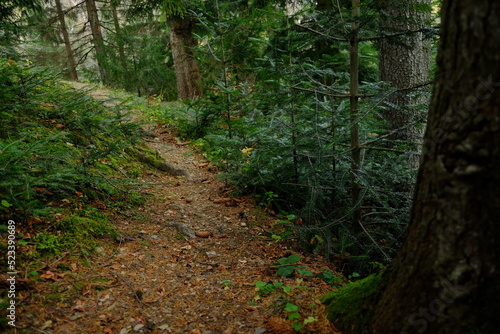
[321,273,383,334]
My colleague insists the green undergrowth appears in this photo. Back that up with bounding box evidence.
[320,273,383,333]
[146,85,413,276]
[0,60,159,262]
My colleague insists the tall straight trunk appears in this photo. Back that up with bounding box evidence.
[111,5,129,89]
[350,0,361,231]
[85,0,109,85]
[379,0,431,168]
[167,15,202,100]
[55,0,78,81]
[371,0,500,332]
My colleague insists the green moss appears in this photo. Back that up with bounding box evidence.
[32,210,116,256]
[56,216,114,237]
[320,273,383,334]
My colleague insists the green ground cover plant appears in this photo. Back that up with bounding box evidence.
[0,59,144,259]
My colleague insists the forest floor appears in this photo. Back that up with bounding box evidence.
[10,83,340,334]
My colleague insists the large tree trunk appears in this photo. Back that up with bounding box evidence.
[85,0,109,85]
[371,0,500,333]
[55,0,78,81]
[379,0,431,168]
[167,15,203,100]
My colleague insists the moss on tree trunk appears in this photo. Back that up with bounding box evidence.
[321,273,384,333]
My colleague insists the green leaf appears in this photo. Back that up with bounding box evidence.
[277,266,294,277]
[1,199,12,208]
[255,280,276,295]
[277,254,301,265]
[297,268,313,276]
[349,272,361,279]
[284,303,299,313]
[293,322,304,331]
[304,316,317,325]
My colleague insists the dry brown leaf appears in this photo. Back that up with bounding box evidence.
[267,317,295,334]
[225,199,237,207]
[82,284,92,296]
[40,271,55,280]
[212,197,232,204]
[195,231,213,238]
[110,264,121,270]
[73,300,85,312]
[189,330,202,334]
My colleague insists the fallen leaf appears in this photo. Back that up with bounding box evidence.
[212,197,232,204]
[82,284,92,296]
[41,320,53,329]
[40,271,55,280]
[133,324,144,331]
[195,231,213,238]
[73,300,85,312]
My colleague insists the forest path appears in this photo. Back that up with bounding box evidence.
[17,82,337,334]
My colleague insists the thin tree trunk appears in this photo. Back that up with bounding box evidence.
[85,0,109,85]
[167,15,202,100]
[55,0,78,81]
[372,0,500,332]
[111,5,129,89]
[350,0,361,232]
[379,0,431,168]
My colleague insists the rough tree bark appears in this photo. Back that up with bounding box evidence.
[379,0,431,168]
[55,0,78,81]
[85,0,109,85]
[371,0,500,332]
[167,15,203,100]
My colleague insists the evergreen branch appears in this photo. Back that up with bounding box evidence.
[359,221,391,261]
[360,25,440,42]
[296,23,439,43]
[358,146,406,154]
[295,23,348,42]
[290,85,374,98]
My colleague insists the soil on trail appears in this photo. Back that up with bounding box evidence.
[11,83,340,334]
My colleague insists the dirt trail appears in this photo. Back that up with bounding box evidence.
[13,83,338,334]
